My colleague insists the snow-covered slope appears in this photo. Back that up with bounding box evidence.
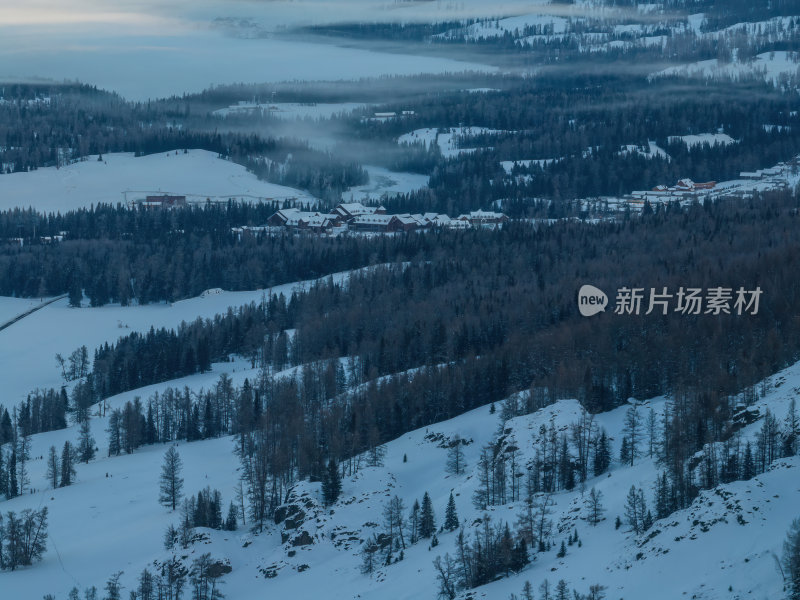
[0,266,377,408]
[2,357,799,599]
[0,149,318,213]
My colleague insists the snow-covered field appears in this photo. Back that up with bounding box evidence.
[618,141,669,160]
[669,133,737,148]
[344,165,429,202]
[398,127,506,158]
[214,101,368,121]
[653,51,800,86]
[0,150,317,212]
[2,355,799,599]
[0,267,375,408]
[437,13,569,41]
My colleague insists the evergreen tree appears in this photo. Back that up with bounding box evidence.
[420,492,435,539]
[225,502,238,531]
[654,471,672,519]
[78,419,96,464]
[46,445,59,489]
[16,435,30,494]
[593,429,611,476]
[107,409,121,457]
[321,459,342,505]
[409,499,421,544]
[444,492,459,531]
[8,448,18,499]
[60,441,76,487]
[159,446,184,511]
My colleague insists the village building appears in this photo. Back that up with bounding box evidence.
[140,194,187,210]
[266,205,506,234]
[350,214,396,232]
[333,202,381,222]
[267,208,336,232]
[676,178,716,191]
[457,210,509,227]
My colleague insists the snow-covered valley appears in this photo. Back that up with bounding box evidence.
[1,299,799,599]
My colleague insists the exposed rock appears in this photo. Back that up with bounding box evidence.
[291,530,314,546]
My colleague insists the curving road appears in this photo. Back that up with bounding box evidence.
[0,294,68,333]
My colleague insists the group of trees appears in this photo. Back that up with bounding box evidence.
[83,193,800,412]
[0,203,413,305]
[433,514,530,598]
[1,402,94,502]
[45,442,76,489]
[0,83,365,201]
[0,431,30,500]
[473,408,612,510]
[362,490,456,574]
[0,390,68,444]
[349,69,800,216]
[36,192,789,546]
[653,399,800,521]
[0,507,48,571]
[53,553,226,600]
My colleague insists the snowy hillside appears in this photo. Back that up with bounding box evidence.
[0,266,376,407]
[0,150,318,212]
[2,353,799,599]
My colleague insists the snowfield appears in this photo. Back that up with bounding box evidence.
[1,355,799,599]
[398,127,507,158]
[214,102,369,121]
[0,150,318,213]
[345,165,430,202]
[669,133,737,148]
[0,267,378,409]
[652,51,800,86]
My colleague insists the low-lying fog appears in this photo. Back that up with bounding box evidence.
[0,0,561,100]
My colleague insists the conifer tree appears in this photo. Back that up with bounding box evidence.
[60,441,76,487]
[322,459,342,505]
[420,492,435,539]
[8,448,18,498]
[409,500,420,544]
[159,446,184,511]
[444,492,459,531]
[77,419,96,464]
[225,501,238,531]
[593,429,611,476]
[46,445,59,489]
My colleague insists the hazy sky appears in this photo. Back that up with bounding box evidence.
[0,0,639,99]
[0,0,518,98]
